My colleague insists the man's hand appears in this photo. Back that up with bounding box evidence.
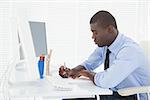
[67,68,81,79]
[67,65,86,79]
[59,65,85,79]
[59,65,71,78]
[59,65,96,84]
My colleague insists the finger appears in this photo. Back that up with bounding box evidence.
[60,66,64,69]
[67,70,73,76]
[72,75,76,79]
[59,71,69,78]
[71,72,79,79]
[59,66,66,77]
[59,66,63,72]
[65,68,70,71]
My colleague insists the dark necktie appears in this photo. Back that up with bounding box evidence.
[104,49,111,70]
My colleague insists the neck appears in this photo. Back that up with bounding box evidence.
[107,29,118,47]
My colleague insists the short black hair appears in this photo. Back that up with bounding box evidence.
[90,10,117,29]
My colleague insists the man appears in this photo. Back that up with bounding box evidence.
[59,10,150,100]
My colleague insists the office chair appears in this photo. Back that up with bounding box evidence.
[117,41,150,100]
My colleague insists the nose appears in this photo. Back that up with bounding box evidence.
[92,33,95,39]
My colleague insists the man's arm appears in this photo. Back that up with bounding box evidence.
[59,47,103,78]
[81,47,104,71]
[79,70,96,83]
[94,47,142,88]
[71,65,86,72]
[59,65,96,83]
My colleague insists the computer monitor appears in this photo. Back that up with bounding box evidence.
[29,21,48,57]
[17,17,48,60]
[16,18,48,79]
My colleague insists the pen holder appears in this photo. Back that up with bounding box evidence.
[38,61,44,79]
[38,55,45,79]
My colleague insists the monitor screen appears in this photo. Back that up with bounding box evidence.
[29,21,47,57]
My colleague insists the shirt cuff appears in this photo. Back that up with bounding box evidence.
[94,72,104,87]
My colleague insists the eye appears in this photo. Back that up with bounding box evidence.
[91,30,98,36]
[93,31,97,35]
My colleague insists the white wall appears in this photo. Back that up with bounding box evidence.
[78,1,140,64]
[148,1,150,62]
[10,1,149,66]
[0,1,12,98]
[46,2,79,67]
[78,1,150,72]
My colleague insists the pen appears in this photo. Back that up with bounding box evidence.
[64,62,66,68]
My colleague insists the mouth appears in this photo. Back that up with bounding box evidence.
[94,40,97,44]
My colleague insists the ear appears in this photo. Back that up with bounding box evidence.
[107,25,114,33]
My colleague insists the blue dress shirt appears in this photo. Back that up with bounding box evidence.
[81,33,150,99]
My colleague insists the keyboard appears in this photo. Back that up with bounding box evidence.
[46,76,73,91]
[52,83,73,91]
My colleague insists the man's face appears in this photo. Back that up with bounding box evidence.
[90,22,109,47]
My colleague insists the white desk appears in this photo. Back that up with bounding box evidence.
[5,61,112,99]
[7,73,112,99]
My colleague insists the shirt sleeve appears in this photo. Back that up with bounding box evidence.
[80,47,104,71]
[94,46,144,88]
